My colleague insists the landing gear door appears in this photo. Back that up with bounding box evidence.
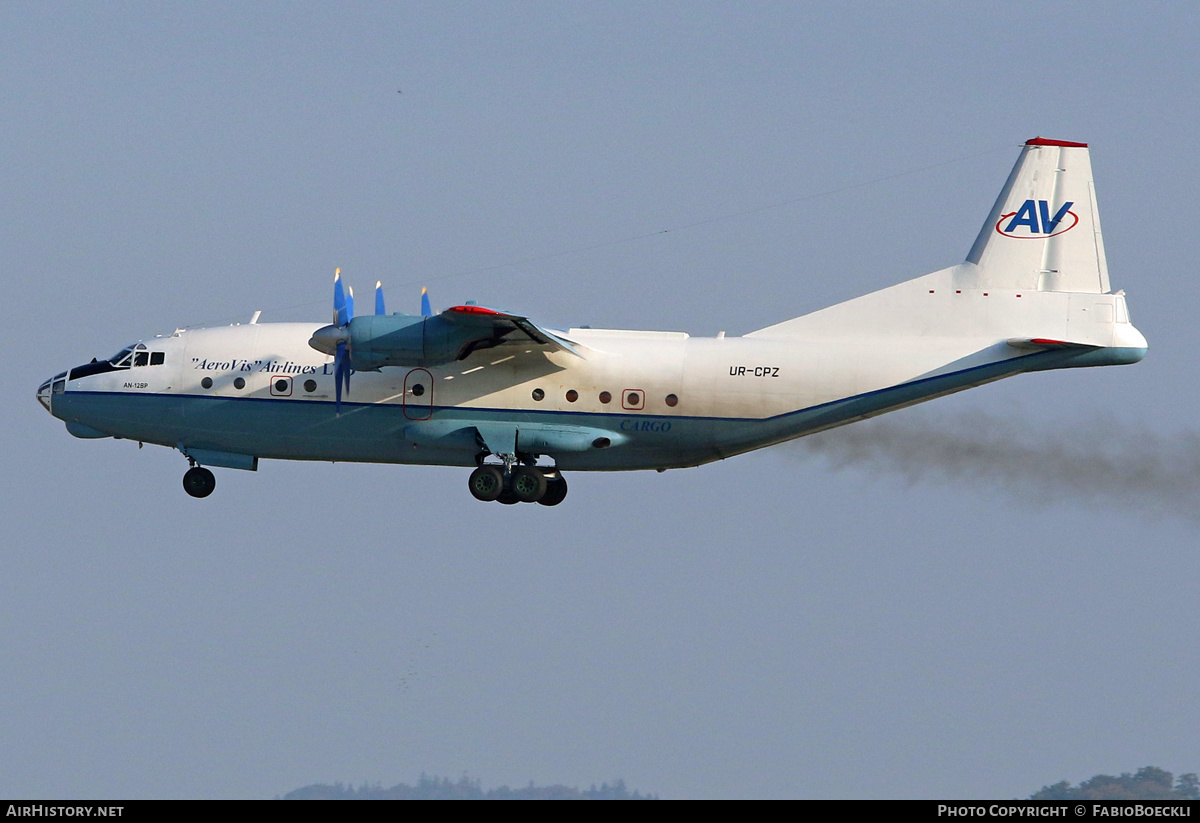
[404,368,433,420]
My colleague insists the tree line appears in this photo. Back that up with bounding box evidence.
[282,774,655,800]
[1032,767,1199,800]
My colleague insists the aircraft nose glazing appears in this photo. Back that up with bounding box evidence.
[37,371,66,414]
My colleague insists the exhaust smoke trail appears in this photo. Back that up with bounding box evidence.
[791,409,1200,521]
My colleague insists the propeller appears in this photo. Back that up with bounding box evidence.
[330,270,354,414]
[312,275,435,414]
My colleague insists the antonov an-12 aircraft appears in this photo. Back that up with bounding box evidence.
[39,138,1146,505]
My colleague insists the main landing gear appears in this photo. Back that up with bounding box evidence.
[183,465,216,498]
[468,463,567,506]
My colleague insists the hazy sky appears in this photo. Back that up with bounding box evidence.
[4,1,1197,799]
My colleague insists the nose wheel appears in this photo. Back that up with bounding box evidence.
[183,466,216,498]
[467,464,567,506]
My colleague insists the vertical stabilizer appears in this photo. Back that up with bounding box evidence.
[963,137,1110,294]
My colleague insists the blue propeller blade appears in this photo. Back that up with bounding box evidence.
[375,281,386,316]
[334,269,353,327]
[334,340,351,415]
[420,287,432,317]
[333,341,343,414]
[331,269,355,415]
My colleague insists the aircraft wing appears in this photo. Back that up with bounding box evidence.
[440,305,588,359]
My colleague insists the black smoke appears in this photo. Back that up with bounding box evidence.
[792,408,1200,521]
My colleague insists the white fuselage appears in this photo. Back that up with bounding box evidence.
[40,266,1147,474]
[36,139,1149,498]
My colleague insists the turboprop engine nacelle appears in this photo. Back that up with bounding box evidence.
[309,314,479,369]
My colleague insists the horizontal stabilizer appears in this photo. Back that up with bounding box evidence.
[1006,337,1102,350]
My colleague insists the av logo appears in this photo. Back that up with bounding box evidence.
[995,199,1078,238]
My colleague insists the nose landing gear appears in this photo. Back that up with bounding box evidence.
[183,465,216,498]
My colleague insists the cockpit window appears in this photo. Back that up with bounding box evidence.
[95,343,164,373]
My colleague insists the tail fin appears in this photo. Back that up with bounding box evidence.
[962,137,1110,294]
